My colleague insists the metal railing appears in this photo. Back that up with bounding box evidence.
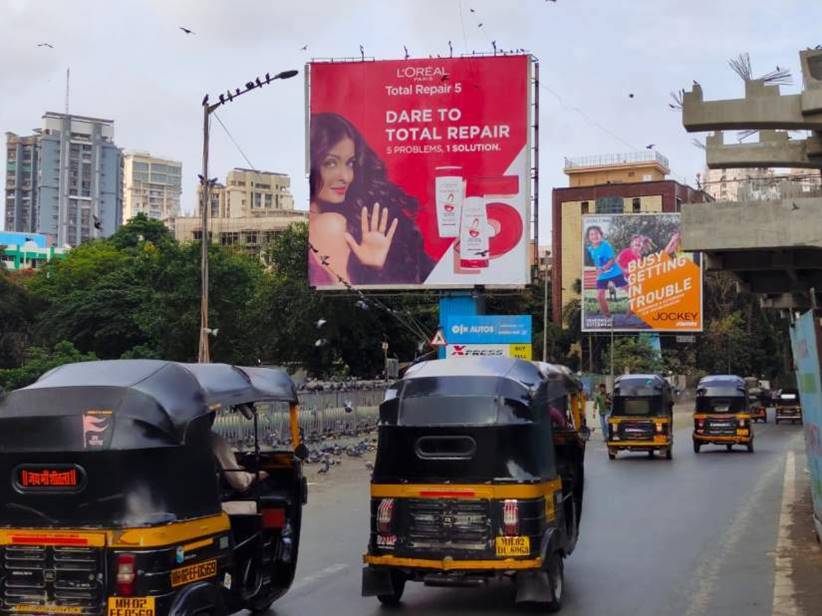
[564,151,670,171]
[213,388,385,449]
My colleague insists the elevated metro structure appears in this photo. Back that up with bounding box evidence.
[680,49,822,310]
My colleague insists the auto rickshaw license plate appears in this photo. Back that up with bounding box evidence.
[495,536,530,556]
[107,596,155,616]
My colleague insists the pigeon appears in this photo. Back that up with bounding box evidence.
[201,94,209,106]
[365,461,375,472]
[37,43,54,48]
[478,22,483,27]
[318,459,330,474]
[316,318,327,328]
[448,40,453,56]
[792,202,800,211]
[646,144,655,149]
[628,93,635,98]
[300,45,308,51]
[92,215,103,231]
[404,45,409,60]
[470,7,476,12]
[179,26,194,34]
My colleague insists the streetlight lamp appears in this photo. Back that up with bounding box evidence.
[197,69,299,362]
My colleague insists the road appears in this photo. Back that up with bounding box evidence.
[266,412,807,616]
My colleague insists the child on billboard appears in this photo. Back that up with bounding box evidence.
[308,113,433,286]
[585,225,628,319]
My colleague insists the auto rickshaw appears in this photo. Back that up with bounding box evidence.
[607,374,674,460]
[748,387,768,423]
[361,357,587,612]
[775,388,803,424]
[0,359,307,616]
[693,374,754,453]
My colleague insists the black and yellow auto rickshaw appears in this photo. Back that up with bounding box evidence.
[0,359,307,616]
[748,387,768,423]
[775,388,803,424]
[693,374,754,453]
[607,374,674,460]
[361,357,587,612]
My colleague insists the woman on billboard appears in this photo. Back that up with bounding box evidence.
[308,112,433,286]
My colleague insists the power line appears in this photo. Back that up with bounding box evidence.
[212,111,258,172]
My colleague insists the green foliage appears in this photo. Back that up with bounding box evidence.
[0,270,36,368]
[0,341,97,390]
[602,336,663,375]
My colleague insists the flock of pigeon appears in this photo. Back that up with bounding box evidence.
[302,427,378,476]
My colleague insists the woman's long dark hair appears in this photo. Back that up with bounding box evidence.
[309,112,433,284]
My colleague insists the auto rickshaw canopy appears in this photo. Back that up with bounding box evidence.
[0,360,297,451]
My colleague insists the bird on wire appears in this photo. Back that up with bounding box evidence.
[37,42,54,48]
[360,44,365,60]
[179,26,194,34]
[201,94,209,106]
[404,45,409,60]
[448,40,453,57]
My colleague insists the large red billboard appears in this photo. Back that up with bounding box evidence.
[307,55,532,289]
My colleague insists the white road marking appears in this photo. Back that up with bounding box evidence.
[772,449,798,616]
[684,460,782,616]
[290,562,350,591]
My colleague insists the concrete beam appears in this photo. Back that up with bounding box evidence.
[682,197,822,253]
[683,81,822,132]
[704,130,822,169]
[760,293,811,311]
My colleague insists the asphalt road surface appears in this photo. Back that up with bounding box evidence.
[265,414,806,616]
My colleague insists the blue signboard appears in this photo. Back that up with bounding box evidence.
[789,311,822,537]
[444,315,532,344]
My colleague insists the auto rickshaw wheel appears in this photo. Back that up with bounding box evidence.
[693,441,701,454]
[647,450,654,459]
[544,551,564,613]
[726,444,733,451]
[747,441,754,453]
[376,570,406,606]
[665,447,673,460]
[607,449,616,460]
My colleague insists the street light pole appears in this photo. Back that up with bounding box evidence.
[197,69,299,363]
[198,104,211,362]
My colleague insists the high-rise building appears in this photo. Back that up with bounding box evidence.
[551,151,712,324]
[172,168,305,253]
[4,112,122,247]
[702,166,822,202]
[122,152,182,223]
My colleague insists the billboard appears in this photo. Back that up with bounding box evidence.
[581,213,702,332]
[444,315,532,344]
[446,344,532,360]
[307,56,532,289]
[789,311,822,537]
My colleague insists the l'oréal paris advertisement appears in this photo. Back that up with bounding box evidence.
[581,213,703,332]
[307,56,531,289]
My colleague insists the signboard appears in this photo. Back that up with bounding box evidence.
[581,213,702,332]
[446,343,532,359]
[444,315,532,344]
[789,311,822,537]
[307,55,533,289]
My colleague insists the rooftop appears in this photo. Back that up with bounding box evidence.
[564,151,670,172]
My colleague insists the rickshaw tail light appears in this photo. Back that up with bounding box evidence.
[115,553,136,596]
[502,499,519,536]
[376,498,395,535]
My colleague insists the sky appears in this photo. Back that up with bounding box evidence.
[2,0,820,247]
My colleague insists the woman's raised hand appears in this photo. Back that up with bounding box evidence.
[344,202,398,269]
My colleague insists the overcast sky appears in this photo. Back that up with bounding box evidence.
[2,0,820,245]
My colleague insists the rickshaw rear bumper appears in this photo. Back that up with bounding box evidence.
[362,553,543,573]
[607,439,671,450]
[693,433,752,444]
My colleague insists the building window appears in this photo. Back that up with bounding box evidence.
[595,196,623,214]
[632,197,641,213]
[580,201,589,214]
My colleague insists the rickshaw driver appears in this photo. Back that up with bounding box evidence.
[210,409,269,493]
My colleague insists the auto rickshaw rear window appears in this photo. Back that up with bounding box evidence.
[613,396,662,416]
[696,397,747,413]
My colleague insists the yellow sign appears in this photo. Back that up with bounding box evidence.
[171,558,218,588]
[508,344,532,360]
[107,597,155,616]
[14,606,84,615]
[495,536,530,557]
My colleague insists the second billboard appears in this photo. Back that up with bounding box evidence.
[307,55,532,289]
[581,213,702,332]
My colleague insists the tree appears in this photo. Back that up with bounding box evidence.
[0,270,36,368]
[0,340,97,390]
[602,336,663,375]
